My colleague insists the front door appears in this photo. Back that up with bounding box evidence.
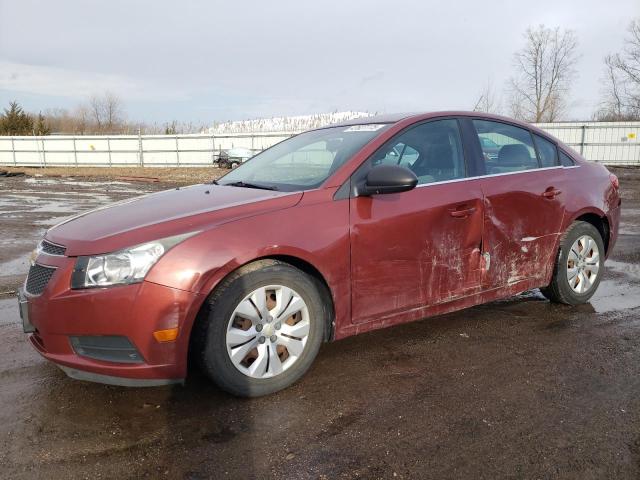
[349,119,484,324]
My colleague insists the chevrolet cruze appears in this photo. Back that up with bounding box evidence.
[18,112,621,397]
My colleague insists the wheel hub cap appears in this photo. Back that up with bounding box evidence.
[225,285,311,379]
[566,234,600,294]
[262,323,274,337]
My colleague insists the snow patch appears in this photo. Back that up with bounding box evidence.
[207,111,374,134]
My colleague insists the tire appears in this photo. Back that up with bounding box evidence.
[230,161,239,169]
[198,260,327,397]
[540,221,605,305]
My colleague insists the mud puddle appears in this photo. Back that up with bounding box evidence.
[587,259,640,313]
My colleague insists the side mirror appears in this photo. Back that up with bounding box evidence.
[361,164,418,196]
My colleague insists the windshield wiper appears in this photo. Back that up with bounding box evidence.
[222,181,278,191]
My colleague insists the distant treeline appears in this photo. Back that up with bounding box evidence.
[0,93,207,136]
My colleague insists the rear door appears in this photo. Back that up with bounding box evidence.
[349,119,484,324]
[470,119,566,288]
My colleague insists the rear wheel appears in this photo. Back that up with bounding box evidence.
[199,260,327,397]
[541,221,605,305]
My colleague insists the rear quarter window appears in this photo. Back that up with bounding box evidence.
[559,151,575,166]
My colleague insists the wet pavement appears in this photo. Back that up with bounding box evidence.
[0,176,163,294]
[1,168,640,479]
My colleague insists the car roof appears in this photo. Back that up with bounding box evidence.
[327,111,537,129]
[323,111,558,143]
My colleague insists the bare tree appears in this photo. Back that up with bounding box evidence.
[40,107,87,134]
[596,18,640,120]
[473,79,502,114]
[87,92,125,132]
[88,94,104,131]
[103,91,124,130]
[509,25,579,122]
[74,105,90,134]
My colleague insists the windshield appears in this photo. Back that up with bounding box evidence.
[217,124,391,191]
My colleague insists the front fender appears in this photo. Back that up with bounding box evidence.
[145,188,351,335]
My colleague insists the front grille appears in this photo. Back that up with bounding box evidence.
[25,264,56,296]
[40,240,66,256]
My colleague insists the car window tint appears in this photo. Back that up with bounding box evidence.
[533,134,558,167]
[559,151,575,166]
[472,119,538,174]
[371,119,466,185]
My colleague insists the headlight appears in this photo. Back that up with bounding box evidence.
[71,233,196,289]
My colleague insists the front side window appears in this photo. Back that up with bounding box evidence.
[218,124,390,191]
[473,119,538,174]
[533,134,558,168]
[370,119,466,185]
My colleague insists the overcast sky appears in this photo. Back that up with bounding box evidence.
[1,0,639,124]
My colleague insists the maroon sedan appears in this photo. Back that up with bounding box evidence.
[19,112,621,396]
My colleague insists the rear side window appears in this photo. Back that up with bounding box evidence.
[472,119,538,174]
[559,151,575,166]
[533,134,558,167]
[371,119,466,185]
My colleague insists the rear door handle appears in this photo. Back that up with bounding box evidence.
[449,206,476,218]
[542,188,562,199]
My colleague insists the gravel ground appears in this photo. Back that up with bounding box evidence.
[1,167,639,479]
[1,166,227,185]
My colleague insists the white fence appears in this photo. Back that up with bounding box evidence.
[0,132,292,167]
[0,121,639,167]
[535,121,640,165]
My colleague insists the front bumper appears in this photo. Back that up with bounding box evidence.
[57,364,183,387]
[21,254,205,386]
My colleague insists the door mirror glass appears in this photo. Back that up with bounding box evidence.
[362,165,418,195]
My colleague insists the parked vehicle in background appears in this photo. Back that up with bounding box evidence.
[216,147,254,169]
[19,112,620,397]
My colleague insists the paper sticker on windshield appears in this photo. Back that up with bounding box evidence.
[344,124,386,132]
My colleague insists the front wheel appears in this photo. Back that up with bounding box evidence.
[199,260,328,397]
[541,221,605,305]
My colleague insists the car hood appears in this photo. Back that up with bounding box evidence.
[46,184,302,256]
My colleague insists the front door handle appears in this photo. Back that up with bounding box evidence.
[542,188,562,199]
[449,206,477,218]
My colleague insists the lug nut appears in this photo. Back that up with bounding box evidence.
[256,324,263,332]
[270,335,277,343]
[275,322,281,330]
[258,336,266,344]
